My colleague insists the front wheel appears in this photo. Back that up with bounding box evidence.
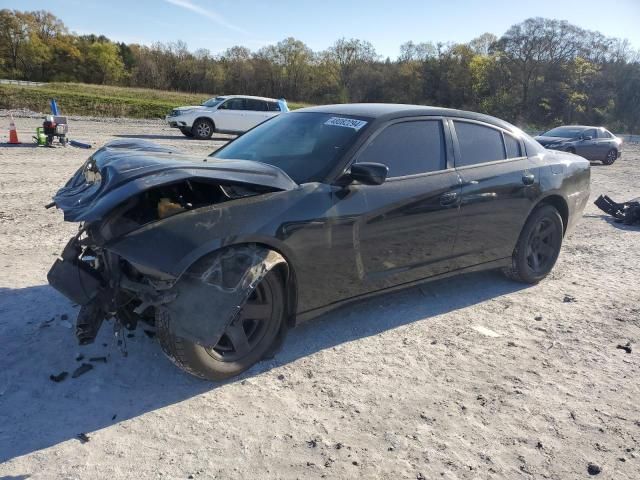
[603,149,617,165]
[503,205,563,284]
[192,119,214,139]
[157,270,286,380]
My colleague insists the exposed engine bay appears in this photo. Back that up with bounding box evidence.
[46,139,296,350]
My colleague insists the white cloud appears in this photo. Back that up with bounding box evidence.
[164,0,249,35]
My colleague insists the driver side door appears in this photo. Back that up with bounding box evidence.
[329,118,462,296]
[216,98,246,132]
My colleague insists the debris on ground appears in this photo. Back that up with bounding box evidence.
[616,343,632,354]
[594,194,640,226]
[587,462,602,475]
[76,433,90,444]
[563,295,577,303]
[89,356,108,363]
[71,363,93,378]
[49,371,68,383]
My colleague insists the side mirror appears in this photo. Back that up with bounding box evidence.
[348,162,388,186]
[581,135,592,141]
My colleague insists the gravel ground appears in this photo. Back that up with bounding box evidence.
[0,115,639,479]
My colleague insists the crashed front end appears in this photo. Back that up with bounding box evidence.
[47,140,293,348]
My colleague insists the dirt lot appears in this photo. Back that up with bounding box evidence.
[0,114,638,479]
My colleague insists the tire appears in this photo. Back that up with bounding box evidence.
[157,270,286,381]
[502,205,563,284]
[192,119,214,139]
[603,148,617,165]
[179,127,194,138]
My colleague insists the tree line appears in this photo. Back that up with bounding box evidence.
[1,9,639,132]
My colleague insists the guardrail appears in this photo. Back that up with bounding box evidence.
[0,79,47,86]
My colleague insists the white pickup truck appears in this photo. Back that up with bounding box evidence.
[166,95,288,139]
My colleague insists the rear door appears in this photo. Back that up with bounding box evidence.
[332,118,462,294]
[243,99,273,130]
[449,119,536,269]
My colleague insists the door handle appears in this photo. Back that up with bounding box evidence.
[440,191,459,206]
[522,172,535,185]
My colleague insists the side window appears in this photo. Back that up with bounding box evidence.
[267,102,281,112]
[221,98,244,110]
[600,129,612,139]
[245,99,267,111]
[583,129,597,139]
[504,132,522,158]
[357,120,446,177]
[453,121,505,167]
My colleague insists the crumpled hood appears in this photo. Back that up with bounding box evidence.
[535,135,573,145]
[52,139,297,223]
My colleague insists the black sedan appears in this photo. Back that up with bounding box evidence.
[535,125,622,165]
[47,104,591,380]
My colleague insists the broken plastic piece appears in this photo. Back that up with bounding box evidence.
[595,195,640,225]
[71,363,93,378]
[49,371,68,382]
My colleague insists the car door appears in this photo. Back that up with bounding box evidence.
[592,128,613,159]
[575,128,598,159]
[216,98,246,131]
[329,118,462,295]
[449,118,536,269]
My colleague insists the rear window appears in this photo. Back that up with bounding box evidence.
[454,121,505,166]
[212,112,370,183]
[504,132,522,158]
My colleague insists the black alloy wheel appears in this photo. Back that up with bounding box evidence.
[525,217,560,274]
[207,281,276,362]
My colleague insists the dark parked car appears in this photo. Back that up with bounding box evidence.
[535,125,622,165]
[47,104,591,380]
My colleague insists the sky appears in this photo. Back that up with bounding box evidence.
[5,0,640,58]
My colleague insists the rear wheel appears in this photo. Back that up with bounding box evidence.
[603,148,617,165]
[157,270,286,380]
[179,127,194,138]
[503,205,563,284]
[192,119,214,139]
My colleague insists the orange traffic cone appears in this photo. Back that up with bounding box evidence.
[8,115,20,144]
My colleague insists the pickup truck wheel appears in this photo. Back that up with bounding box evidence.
[502,205,563,284]
[157,270,286,381]
[192,119,214,139]
[179,127,194,138]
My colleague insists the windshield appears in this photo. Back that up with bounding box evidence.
[543,127,584,138]
[202,97,226,107]
[211,112,371,184]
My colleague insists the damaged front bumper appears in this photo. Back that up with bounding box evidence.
[48,237,286,348]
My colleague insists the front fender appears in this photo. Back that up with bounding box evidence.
[160,244,286,347]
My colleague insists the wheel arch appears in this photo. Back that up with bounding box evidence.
[181,240,299,328]
[193,116,215,130]
[534,194,569,235]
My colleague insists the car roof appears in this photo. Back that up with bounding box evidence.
[217,95,280,102]
[296,103,518,131]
